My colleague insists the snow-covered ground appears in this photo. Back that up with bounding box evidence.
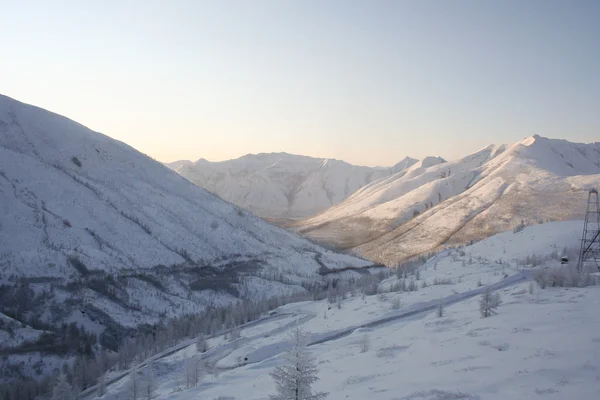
[94,221,600,400]
[166,153,418,220]
[295,135,600,266]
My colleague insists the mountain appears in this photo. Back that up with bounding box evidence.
[0,94,377,371]
[166,154,420,220]
[294,135,600,266]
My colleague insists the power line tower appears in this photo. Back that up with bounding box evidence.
[577,188,600,271]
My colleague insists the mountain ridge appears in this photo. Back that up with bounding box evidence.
[0,93,377,359]
[166,153,422,220]
[293,135,600,265]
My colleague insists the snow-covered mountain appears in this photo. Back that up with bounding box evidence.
[295,135,600,266]
[0,94,377,359]
[166,154,420,220]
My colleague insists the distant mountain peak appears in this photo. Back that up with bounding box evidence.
[167,151,421,219]
[296,135,600,266]
[520,134,542,147]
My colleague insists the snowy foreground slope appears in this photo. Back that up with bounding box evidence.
[95,221,600,400]
[295,135,600,265]
[166,153,420,220]
[0,94,376,359]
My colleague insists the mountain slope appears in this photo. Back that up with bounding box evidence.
[0,94,376,355]
[166,154,420,220]
[295,135,600,265]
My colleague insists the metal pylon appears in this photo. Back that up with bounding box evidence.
[577,188,600,271]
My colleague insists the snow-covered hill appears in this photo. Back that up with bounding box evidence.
[0,94,377,359]
[295,135,600,266]
[90,221,600,400]
[166,154,420,220]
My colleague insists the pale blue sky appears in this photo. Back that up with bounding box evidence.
[1,0,599,166]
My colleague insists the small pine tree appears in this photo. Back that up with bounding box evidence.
[269,327,327,400]
[326,285,335,304]
[436,300,444,318]
[52,374,74,400]
[528,281,535,294]
[196,334,208,353]
[359,334,370,353]
[230,325,241,349]
[185,358,202,388]
[97,372,107,397]
[479,289,502,318]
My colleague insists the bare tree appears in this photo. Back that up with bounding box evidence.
[97,372,107,397]
[269,327,327,400]
[185,358,202,389]
[145,362,156,399]
[130,368,140,400]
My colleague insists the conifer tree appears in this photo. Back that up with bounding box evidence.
[269,327,327,400]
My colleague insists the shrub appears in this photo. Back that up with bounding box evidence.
[533,265,597,288]
[71,156,82,167]
[432,277,452,286]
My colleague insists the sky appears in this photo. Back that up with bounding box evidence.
[1,0,599,167]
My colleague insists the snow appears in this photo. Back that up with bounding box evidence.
[91,221,600,400]
[165,152,418,219]
[0,93,371,281]
[0,93,381,380]
[295,135,600,266]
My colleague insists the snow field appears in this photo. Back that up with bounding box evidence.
[95,221,600,400]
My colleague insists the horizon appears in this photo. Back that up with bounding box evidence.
[2,0,599,167]
[3,90,596,167]
[164,133,600,166]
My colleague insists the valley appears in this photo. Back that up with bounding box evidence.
[79,221,600,400]
[1,95,598,400]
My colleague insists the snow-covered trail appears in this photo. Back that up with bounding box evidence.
[238,270,530,367]
[77,312,308,399]
[315,269,529,343]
